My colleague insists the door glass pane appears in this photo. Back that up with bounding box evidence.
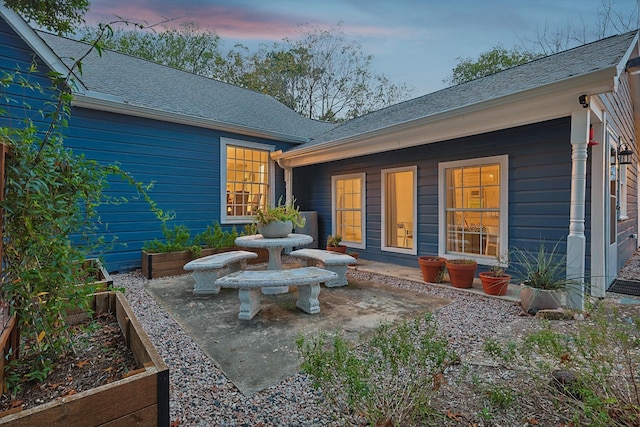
[384,169,414,249]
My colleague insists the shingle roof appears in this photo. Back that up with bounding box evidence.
[301,30,638,147]
[37,32,335,142]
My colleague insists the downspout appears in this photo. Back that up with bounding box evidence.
[277,158,293,206]
[566,107,589,310]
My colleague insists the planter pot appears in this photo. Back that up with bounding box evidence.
[479,272,511,296]
[418,256,447,283]
[258,220,293,238]
[0,292,169,426]
[142,247,269,279]
[326,245,348,253]
[520,286,564,314]
[445,260,478,289]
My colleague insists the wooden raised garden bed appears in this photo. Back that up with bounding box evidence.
[142,247,269,279]
[0,292,169,427]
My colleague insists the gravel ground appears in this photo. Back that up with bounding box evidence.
[114,263,526,426]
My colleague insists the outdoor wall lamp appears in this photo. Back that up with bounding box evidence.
[611,147,617,166]
[579,94,589,108]
[618,142,634,165]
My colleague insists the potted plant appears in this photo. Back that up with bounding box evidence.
[511,241,567,313]
[478,254,511,296]
[254,196,306,238]
[444,258,478,288]
[326,235,348,253]
[347,250,359,260]
[418,256,447,283]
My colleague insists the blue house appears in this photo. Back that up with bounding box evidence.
[2,5,639,299]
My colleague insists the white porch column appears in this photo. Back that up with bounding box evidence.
[567,109,589,310]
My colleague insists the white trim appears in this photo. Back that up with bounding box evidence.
[331,173,366,249]
[274,68,619,168]
[438,155,509,264]
[381,166,418,255]
[220,137,275,225]
[589,113,607,297]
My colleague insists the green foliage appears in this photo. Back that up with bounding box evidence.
[511,240,567,290]
[143,222,240,255]
[0,23,166,393]
[75,21,223,76]
[448,44,542,85]
[254,196,306,228]
[326,234,342,247]
[485,301,640,426]
[296,314,456,426]
[5,0,90,34]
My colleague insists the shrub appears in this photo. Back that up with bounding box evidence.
[296,314,457,426]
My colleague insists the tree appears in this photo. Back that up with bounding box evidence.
[76,21,223,76]
[224,24,411,121]
[447,45,541,85]
[4,0,89,34]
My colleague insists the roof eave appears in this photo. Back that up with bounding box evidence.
[274,66,620,168]
[71,92,310,144]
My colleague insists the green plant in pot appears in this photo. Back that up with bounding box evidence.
[326,234,347,253]
[254,196,306,238]
[479,253,511,296]
[511,241,567,314]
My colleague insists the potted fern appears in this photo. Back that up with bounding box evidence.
[254,197,306,238]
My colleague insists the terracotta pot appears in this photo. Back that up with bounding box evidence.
[445,260,477,289]
[326,245,348,253]
[418,256,447,282]
[258,220,293,238]
[520,286,564,313]
[479,272,511,296]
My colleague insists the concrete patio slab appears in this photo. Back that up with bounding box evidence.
[145,269,450,396]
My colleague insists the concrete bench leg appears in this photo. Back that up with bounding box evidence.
[192,270,221,295]
[324,265,348,287]
[238,288,261,320]
[296,284,320,314]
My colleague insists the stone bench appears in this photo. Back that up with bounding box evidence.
[215,267,337,320]
[289,248,356,287]
[184,250,258,295]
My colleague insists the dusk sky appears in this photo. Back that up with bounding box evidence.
[83,0,640,96]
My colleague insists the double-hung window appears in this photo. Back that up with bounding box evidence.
[221,138,273,223]
[439,155,508,261]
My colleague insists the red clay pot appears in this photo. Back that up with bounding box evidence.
[479,272,511,296]
[445,260,477,289]
[418,256,447,282]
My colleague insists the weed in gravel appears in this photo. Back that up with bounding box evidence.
[296,313,457,426]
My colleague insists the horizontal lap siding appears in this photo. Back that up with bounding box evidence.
[294,117,573,268]
[67,108,295,272]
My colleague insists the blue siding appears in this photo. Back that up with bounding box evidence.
[66,108,295,271]
[293,118,574,268]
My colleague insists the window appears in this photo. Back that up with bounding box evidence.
[439,155,508,261]
[332,173,365,249]
[221,138,274,223]
[381,166,417,254]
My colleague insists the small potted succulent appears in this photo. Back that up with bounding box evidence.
[326,235,347,253]
[478,254,511,296]
[254,196,306,238]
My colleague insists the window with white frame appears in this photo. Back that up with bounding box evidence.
[221,138,274,223]
[439,155,508,261]
[381,166,417,254]
[332,173,365,249]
